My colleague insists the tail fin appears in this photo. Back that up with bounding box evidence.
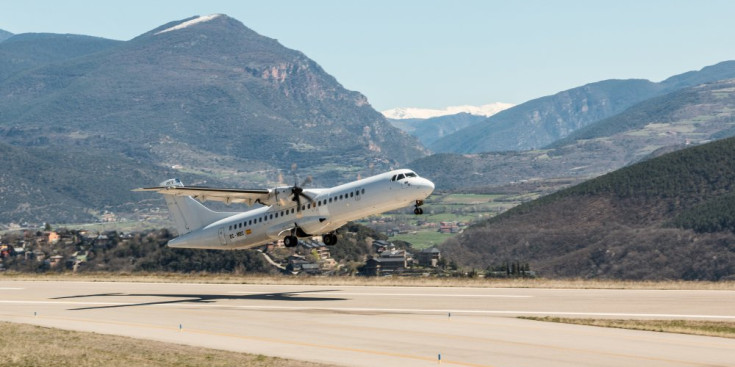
[158,179,235,235]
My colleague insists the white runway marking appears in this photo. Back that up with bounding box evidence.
[227,291,532,298]
[2,299,734,320]
[0,287,23,290]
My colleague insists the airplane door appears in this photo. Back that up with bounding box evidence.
[218,227,227,246]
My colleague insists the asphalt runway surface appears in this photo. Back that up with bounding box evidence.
[1,280,734,367]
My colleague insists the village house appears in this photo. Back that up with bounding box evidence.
[362,249,412,276]
[300,238,331,260]
[417,247,441,267]
[438,221,460,234]
[47,231,60,245]
[372,239,394,254]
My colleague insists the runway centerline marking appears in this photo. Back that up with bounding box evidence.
[1,300,734,320]
[227,291,532,298]
[0,287,24,290]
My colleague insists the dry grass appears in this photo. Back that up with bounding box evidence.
[0,321,335,367]
[520,317,735,339]
[2,271,735,290]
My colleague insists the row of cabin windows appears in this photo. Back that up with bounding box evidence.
[228,188,367,231]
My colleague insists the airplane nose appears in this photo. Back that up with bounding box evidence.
[418,177,435,197]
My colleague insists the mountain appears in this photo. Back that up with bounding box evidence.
[382,102,513,119]
[389,113,487,146]
[0,14,427,224]
[440,136,735,281]
[431,61,735,153]
[549,79,735,148]
[411,79,735,191]
[0,29,12,42]
[0,141,189,224]
[0,33,121,81]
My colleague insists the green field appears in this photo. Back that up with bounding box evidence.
[390,231,454,250]
[360,192,533,249]
[437,193,502,204]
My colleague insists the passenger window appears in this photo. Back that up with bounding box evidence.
[339,194,343,200]
[362,188,365,194]
[350,192,354,198]
[229,225,232,230]
[270,214,273,219]
[356,190,359,196]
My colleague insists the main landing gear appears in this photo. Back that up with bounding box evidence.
[284,229,338,247]
[284,235,299,248]
[322,232,338,246]
[413,200,425,215]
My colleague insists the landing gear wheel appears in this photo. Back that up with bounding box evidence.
[414,200,425,215]
[284,235,298,248]
[323,233,338,246]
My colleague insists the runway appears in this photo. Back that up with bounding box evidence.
[1,281,734,367]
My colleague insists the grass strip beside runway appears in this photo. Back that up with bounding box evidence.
[520,317,735,339]
[0,321,335,367]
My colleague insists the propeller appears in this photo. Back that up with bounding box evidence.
[289,163,314,212]
[291,184,314,212]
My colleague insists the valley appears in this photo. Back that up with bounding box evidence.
[2,14,735,281]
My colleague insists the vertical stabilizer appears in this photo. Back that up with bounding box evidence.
[159,179,234,235]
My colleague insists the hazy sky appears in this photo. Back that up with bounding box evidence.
[2,0,735,111]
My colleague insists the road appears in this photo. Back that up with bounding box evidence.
[1,280,734,367]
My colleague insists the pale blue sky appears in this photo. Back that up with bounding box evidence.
[2,1,735,111]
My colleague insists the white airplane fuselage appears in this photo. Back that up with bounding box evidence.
[164,169,434,249]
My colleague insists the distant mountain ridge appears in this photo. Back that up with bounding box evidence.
[410,79,735,190]
[389,113,487,146]
[431,61,735,153]
[0,33,122,81]
[548,79,735,149]
[382,102,513,119]
[0,29,12,42]
[0,14,426,224]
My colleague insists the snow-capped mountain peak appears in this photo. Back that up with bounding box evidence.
[382,102,514,120]
[155,14,223,35]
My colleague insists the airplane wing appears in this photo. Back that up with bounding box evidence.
[133,185,273,206]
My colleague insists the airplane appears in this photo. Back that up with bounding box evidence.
[134,169,435,250]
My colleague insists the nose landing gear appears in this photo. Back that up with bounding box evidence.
[413,200,424,215]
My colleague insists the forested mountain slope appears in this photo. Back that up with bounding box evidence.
[441,137,735,280]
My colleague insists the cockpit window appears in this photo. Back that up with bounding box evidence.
[397,173,406,180]
[391,175,397,182]
[405,172,417,178]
